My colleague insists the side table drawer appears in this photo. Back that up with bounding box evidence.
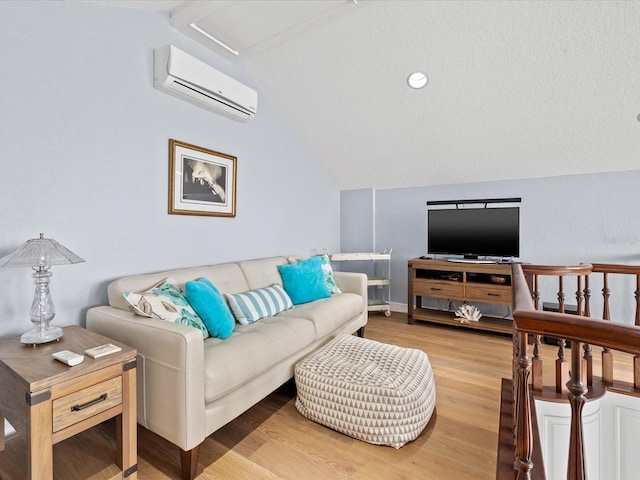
[52,376,122,433]
[414,280,464,300]
[465,285,512,305]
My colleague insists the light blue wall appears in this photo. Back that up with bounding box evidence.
[337,189,375,277]
[340,189,374,254]
[342,170,640,324]
[0,1,339,337]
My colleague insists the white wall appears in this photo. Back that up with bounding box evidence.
[535,392,640,480]
[342,170,640,323]
[0,1,340,337]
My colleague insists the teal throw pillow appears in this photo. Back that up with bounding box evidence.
[185,278,235,339]
[278,256,331,305]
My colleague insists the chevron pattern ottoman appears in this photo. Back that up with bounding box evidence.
[294,334,436,448]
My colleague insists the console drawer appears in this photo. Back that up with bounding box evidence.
[465,285,512,305]
[52,376,122,433]
[414,280,464,300]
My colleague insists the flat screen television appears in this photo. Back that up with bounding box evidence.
[427,207,520,259]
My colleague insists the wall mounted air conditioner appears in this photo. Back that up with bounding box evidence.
[153,45,257,122]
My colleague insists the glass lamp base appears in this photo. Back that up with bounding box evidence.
[20,325,63,345]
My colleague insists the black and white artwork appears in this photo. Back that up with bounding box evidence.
[169,139,236,217]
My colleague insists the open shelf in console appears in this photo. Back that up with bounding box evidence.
[466,272,511,287]
[411,308,512,334]
[415,269,463,282]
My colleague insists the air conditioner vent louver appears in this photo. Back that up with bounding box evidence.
[170,80,253,117]
[153,45,257,122]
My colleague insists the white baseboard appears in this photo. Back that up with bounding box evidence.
[389,302,407,313]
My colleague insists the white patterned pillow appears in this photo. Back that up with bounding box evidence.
[318,254,342,294]
[225,284,293,325]
[123,277,209,338]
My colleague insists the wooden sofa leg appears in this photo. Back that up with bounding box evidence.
[357,326,365,337]
[180,444,201,480]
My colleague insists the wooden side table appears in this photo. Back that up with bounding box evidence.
[0,325,137,479]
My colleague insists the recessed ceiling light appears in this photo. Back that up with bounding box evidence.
[407,71,428,89]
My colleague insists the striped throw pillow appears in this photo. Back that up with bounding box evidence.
[225,284,293,325]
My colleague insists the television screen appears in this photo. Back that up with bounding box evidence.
[427,207,519,259]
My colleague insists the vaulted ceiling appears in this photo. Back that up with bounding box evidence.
[77,0,640,190]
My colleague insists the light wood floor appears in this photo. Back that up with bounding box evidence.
[1,313,518,480]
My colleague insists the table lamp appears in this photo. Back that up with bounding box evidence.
[0,233,85,345]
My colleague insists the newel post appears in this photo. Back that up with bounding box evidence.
[515,330,533,480]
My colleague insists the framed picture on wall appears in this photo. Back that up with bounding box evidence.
[168,139,237,217]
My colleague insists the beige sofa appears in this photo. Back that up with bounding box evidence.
[86,256,367,479]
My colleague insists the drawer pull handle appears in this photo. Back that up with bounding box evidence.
[430,287,443,291]
[487,293,502,297]
[71,393,107,412]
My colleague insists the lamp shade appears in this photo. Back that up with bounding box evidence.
[0,233,84,268]
[0,233,84,345]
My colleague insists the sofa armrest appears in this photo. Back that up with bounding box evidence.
[86,306,206,451]
[333,271,368,313]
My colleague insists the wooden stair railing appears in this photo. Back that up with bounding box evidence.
[511,263,640,480]
[589,264,640,387]
[520,265,592,393]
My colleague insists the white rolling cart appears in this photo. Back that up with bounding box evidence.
[329,249,392,317]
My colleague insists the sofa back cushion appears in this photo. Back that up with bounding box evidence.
[237,257,289,290]
[106,257,290,312]
[198,263,254,294]
[108,263,249,311]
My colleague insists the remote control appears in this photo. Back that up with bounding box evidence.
[52,350,84,366]
[85,343,121,358]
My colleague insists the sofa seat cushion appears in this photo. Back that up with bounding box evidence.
[276,293,363,339]
[203,315,315,403]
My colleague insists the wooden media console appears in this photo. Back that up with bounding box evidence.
[407,258,514,334]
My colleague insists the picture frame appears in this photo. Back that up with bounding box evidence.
[168,139,237,217]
